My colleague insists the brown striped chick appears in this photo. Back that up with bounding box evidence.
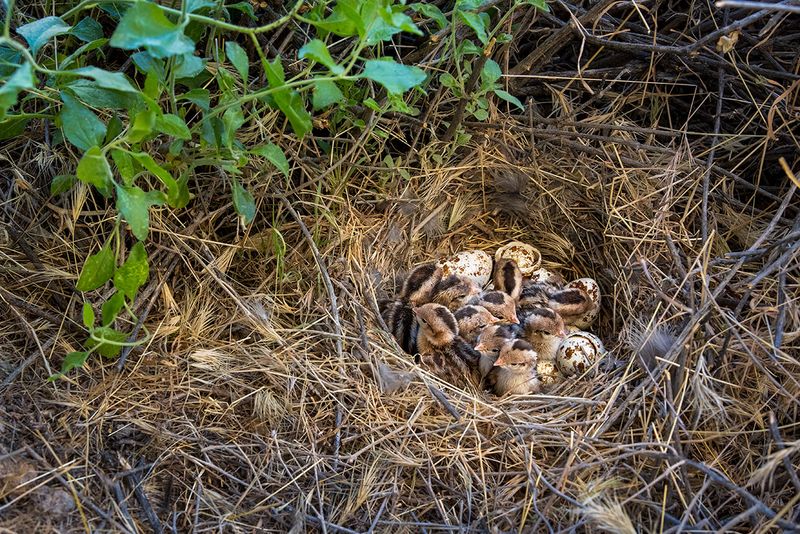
[492,258,523,301]
[468,291,519,325]
[474,324,519,379]
[413,303,482,389]
[518,284,593,327]
[485,339,542,396]
[521,307,569,361]
[545,287,593,325]
[432,274,482,311]
[382,263,444,354]
[453,305,503,345]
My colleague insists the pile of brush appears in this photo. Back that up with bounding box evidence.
[380,242,611,396]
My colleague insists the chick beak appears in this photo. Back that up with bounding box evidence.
[560,328,570,338]
[474,342,487,352]
[490,316,504,325]
[509,313,520,325]
[412,307,421,316]
[493,357,506,367]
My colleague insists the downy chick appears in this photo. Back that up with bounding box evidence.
[454,305,503,345]
[414,303,482,389]
[469,291,519,324]
[522,307,569,361]
[383,263,444,354]
[486,339,541,396]
[518,284,593,326]
[432,274,482,311]
[493,258,524,300]
[474,324,519,379]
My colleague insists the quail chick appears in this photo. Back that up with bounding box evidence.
[474,324,519,379]
[546,287,593,325]
[492,258,524,300]
[521,307,569,361]
[454,305,503,345]
[413,303,483,389]
[485,339,542,396]
[518,283,592,327]
[432,274,483,311]
[383,263,445,354]
[468,291,519,324]
[400,263,444,306]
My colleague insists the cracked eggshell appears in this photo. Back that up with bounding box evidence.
[566,277,601,328]
[495,242,542,277]
[536,359,563,386]
[438,250,493,286]
[556,331,605,378]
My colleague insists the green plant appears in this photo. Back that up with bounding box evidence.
[0,0,545,378]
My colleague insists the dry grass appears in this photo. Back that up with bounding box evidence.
[2,0,800,532]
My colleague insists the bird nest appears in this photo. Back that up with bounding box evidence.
[2,2,800,533]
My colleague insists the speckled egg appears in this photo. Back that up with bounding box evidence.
[529,267,564,287]
[565,278,601,328]
[438,250,493,286]
[536,359,563,386]
[555,331,605,378]
[495,242,541,277]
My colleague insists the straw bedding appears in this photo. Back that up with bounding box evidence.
[1,0,799,532]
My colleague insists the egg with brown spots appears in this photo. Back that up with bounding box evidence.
[495,241,541,277]
[529,267,564,287]
[536,359,563,386]
[555,331,605,378]
[565,278,601,328]
[438,250,493,286]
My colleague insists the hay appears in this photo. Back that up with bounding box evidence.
[2,0,799,531]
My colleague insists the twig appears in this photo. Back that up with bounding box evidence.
[0,335,56,390]
[127,459,163,534]
[716,0,800,13]
[277,193,345,468]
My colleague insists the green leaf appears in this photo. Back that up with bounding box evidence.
[59,92,106,151]
[71,17,104,42]
[227,1,257,20]
[520,0,550,11]
[0,116,30,141]
[106,114,124,143]
[132,51,166,79]
[63,38,109,70]
[101,291,125,326]
[186,0,217,12]
[82,302,95,328]
[439,72,459,90]
[116,185,165,241]
[231,179,255,225]
[298,40,344,75]
[222,103,244,148]
[51,174,77,195]
[128,109,156,143]
[178,88,210,111]
[174,53,206,79]
[114,241,149,300]
[312,79,344,110]
[472,107,488,120]
[482,59,502,86]
[362,59,426,95]
[110,2,195,58]
[494,89,524,110]
[66,80,140,110]
[457,11,489,44]
[110,149,135,185]
[17,16,72,55]
[73,66,138,93]
[76,146,113,197]
[76,245,115,292]
[251,143,289,177]
[155,114,191,139]
[0,62,34,121]
[52,351,89,378]
[410,3,448,30]
[87,326,127,358]
[225,41,249,81]
[169,172,191,209]
[264,58,312,137]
